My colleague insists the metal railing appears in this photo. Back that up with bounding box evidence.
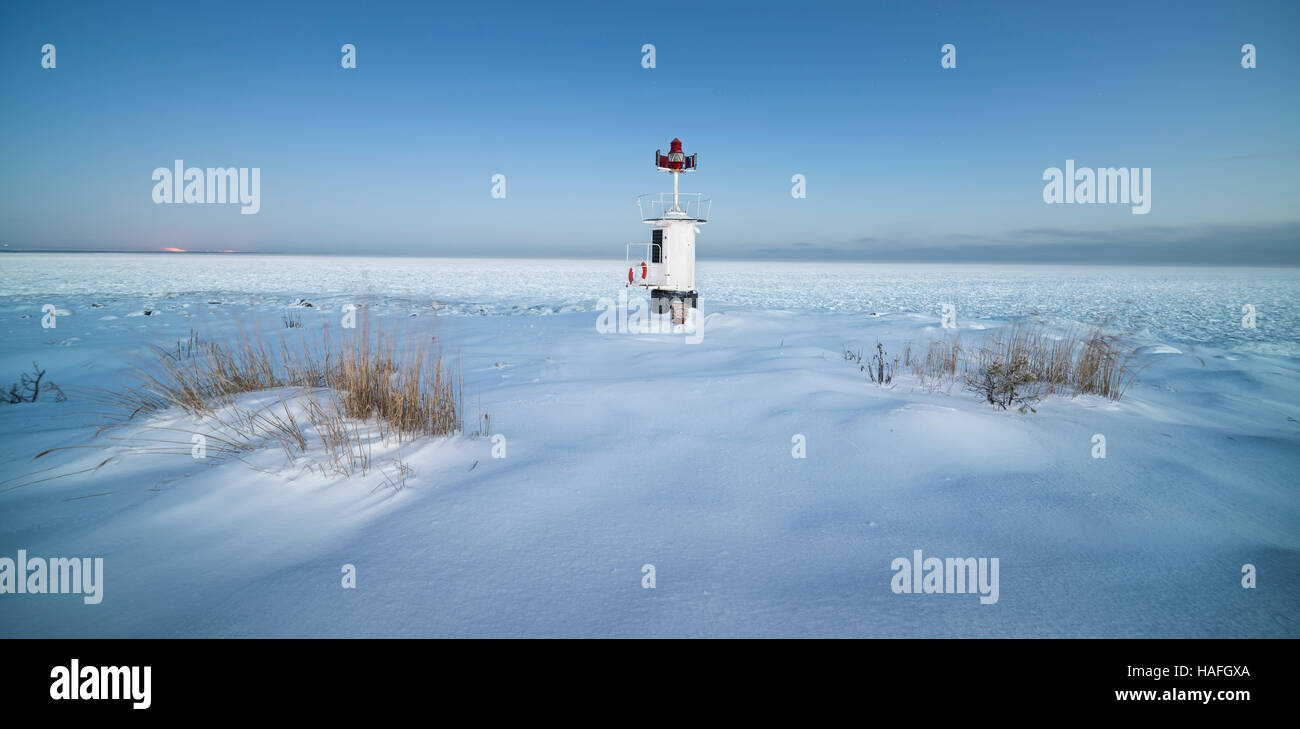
[625,243,666,286]
[637,192,710,221]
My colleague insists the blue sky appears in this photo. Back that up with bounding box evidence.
[1,0,1297,262]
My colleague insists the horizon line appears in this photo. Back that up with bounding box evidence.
[2,248,1298,268]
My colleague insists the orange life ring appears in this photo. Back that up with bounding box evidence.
[628,267,634,284]
[641,261,648,280]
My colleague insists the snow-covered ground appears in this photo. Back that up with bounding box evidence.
[1,253,1297,637]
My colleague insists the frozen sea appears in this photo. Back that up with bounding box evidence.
[0,253,1297,637]
[2,253,1297,356]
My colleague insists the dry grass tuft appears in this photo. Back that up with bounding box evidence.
[878,322,1141,406]
[74,315,463,477]
[912,334,964,391]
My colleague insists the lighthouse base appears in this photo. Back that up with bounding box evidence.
[650,289,698,313]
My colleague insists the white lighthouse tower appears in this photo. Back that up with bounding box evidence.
[626,138,710,323]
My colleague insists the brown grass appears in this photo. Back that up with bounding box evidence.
[76,316,463,477]
[903,322,1140,403]
[912,334,964,391]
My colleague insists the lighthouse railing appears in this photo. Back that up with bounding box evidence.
[626,243,667,286]
[637,192,710,222]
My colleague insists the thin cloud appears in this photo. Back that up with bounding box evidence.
[724,222,1300,265]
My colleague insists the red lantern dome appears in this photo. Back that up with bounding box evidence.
[655,138,697,171]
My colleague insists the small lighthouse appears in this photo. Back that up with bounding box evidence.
[626,138,710,323]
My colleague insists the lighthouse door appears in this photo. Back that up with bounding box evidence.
[651,229,663,263]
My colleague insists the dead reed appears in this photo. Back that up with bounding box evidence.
[887,322,1141,404]
[76,315,462,476]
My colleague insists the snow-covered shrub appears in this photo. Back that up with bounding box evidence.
[964,354,1040,413]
